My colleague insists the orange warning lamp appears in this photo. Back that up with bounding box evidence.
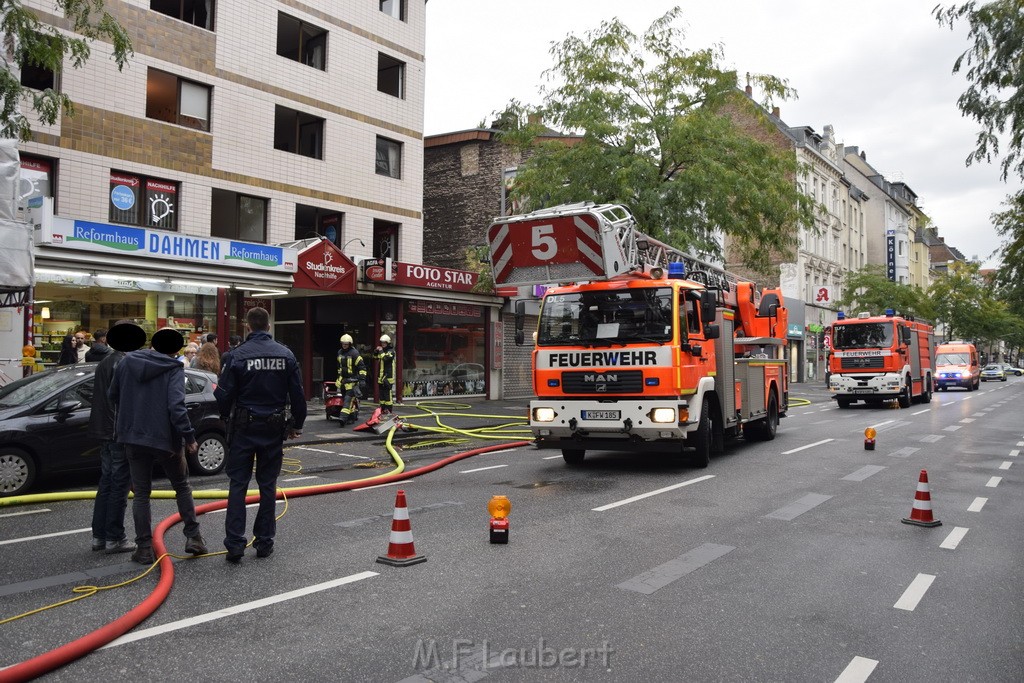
[488,495,511,544]
[864,427,876,451]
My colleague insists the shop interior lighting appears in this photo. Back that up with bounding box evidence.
[94,273,165,283]
[170,279,225,289]
[40,307,51,319]
[36,268,90,277]
[244,289,289,297]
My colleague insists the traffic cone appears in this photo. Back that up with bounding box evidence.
[376,489,427,566]
[902,469,942,527]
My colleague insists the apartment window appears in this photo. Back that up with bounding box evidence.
[146,68,211,131]
[19,33,60,91]
[151,0,215,30]
[295,204,343,246]
[378,53,405,98]
[19,155,55,205]
[211,189,267,242]
[380,0,405,20]
[375,136,402,178]
[274,106,324,159]
[277,12,327,70]
[109,171,179,230]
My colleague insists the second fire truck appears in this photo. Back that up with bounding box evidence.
[488,202,789,467]
[827,310,935,408]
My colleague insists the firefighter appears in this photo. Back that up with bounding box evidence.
[374,334,396,414]
[336,333,366,425]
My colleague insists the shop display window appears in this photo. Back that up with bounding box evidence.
[402,302,485,397]
[109,171,179,230]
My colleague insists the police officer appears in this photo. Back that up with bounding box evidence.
[374,334,396,414]
[216,307,307,563]
[336,333,367,425]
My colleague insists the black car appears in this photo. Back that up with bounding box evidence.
[0,363,227,497]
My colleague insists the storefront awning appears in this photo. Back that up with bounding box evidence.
[34,247,295,290]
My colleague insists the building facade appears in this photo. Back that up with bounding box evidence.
[7,1,502,399]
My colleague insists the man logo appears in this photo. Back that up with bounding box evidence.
[583,374,618,383]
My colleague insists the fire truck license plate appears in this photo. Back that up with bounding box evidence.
[582,410,620,420]
[851,388,873,393]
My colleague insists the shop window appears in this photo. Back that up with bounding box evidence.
[146,68,211,131]
[211,189,267,242]
[377,53,405,98]
[295,204,343,245]
[373,219,399,259]
[109,171,179,230]
[19,33,60,91]
[375,136,401,178]
[402,304,486,397]
[380,0,405,21]
[277,12,327,70]
[19,154,55,206]
[274,105,324,159]
[151,0,215,30]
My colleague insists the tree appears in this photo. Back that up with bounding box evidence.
[927,261,996,341]
[1,0,132,141]
[499,7,816,273]
[834,265,935,320]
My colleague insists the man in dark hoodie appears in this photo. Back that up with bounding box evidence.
[88,320,145,554]
[84,328,113,363]
[109,327,208,565]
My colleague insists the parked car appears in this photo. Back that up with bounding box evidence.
[0,363,226,497]
[980,364,1007,382]
[1001,363,1022,376]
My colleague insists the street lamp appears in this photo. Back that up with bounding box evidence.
[342,238,365,252]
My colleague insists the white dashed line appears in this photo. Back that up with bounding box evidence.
[593,475,715,512]
[291,446,337,454]
[541,455,562,460]
[894,573,935,611]
[354,479,414,491]
[940,527,969,550]
[911,409,929,415]
[0,508,51,519]
[943,425,962,432]
[967,497,987,512]
[459,464,508,474]
[986,477,1002,488]
[781,439,834,455]
[0,528,90,546]
[960,418,975,424]
[1010,450,1020,457]
[834,656,879,683]
[999,461,1013,470]
[283,476,319,482]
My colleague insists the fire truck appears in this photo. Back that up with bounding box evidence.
[827,310,935,408]
[487,203,789,467]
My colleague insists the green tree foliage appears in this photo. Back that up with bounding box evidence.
[991,191,1024,316]
[928,261,997,340]
[464,245,495,294]
[1,0,133,141]
[499,7,816,272]
[834,265,935,319]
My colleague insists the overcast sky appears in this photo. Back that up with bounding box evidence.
[423,0,1022,269]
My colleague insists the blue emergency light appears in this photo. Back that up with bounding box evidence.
[837,311,846,320]
[668,262,686,279]
[885,308,895,317]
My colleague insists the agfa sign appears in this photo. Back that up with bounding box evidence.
[292,239,357,293]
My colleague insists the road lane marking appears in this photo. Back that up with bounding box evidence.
[911,409,929,415]
[460,464,508,474]
[0,528,90,546]
[283,476,319,482]
[0,508,50,519]
[835,656,879,683]
[781,439,833,455]
[354,479,413,491]
[593,475,715,512]
[940,527,969,550]
[999,461,1013,470]
[1010,450,1020,457]
[889,447,920,458]
[986,477,1002,487]
[971,412,985,417]
[541,455,562,460]
[765,493,832,520]
[1017,441,1024,447]
[967,497,987,512]
[959,418,975,424]
[842,465,886,482]
[617,543,734,594]
[101,571,378,649]
[291,446,338,454]
[894,573,935,611]
[205,501,284,515]
[943,425,962,432]
[869,420,895,429]
[919,434,944,443]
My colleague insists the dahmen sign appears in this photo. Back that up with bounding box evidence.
[362,258,479,292]
[292,239,357,293]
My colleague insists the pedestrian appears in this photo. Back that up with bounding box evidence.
[204,332,218,346]
[75,331,90,362]
[179,342,199,367]
[88,320,146,554]
[195,341,221,375]
[373,334,396,415]
[222,334,242,366]
[336,333,366,425]
[56,333,78,366]
[216,307,306,563]
[109,327,208,565]
[85,328,113,362]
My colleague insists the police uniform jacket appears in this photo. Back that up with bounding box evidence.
[217,331,307,428]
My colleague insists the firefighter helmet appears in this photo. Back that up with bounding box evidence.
[340,334,353,344]
[379,334,391,344]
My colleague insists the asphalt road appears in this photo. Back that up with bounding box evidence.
[1,381,1022,682]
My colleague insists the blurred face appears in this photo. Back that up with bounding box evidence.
[74,334,86,345]
[185,349,197,359]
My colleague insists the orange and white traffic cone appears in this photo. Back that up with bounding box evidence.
[376,489,427,566]
[902,469,942,527]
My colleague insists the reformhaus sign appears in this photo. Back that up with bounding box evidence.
[36,217,297,273]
